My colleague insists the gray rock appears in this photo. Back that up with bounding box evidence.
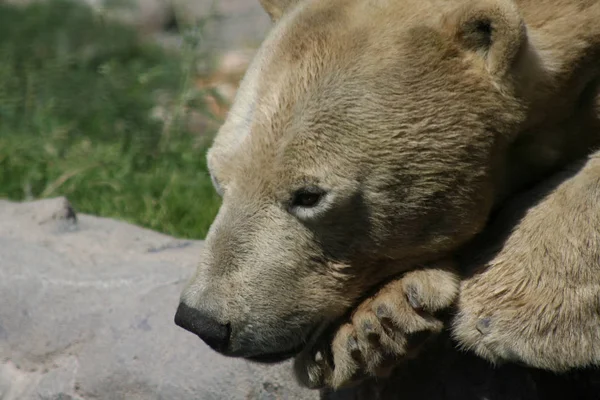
[160,0,271,51]
[4,0,272,53]
[0,197,319,400]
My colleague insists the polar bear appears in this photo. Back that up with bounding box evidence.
[175,0,600,397]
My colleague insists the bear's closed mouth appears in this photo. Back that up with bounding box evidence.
[245,322,325,364]
[246,344,305,364]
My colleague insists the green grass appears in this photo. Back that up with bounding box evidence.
[0,0,223,238]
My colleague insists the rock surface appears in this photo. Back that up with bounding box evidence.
[0,197,319,400]
[5,0,272,52]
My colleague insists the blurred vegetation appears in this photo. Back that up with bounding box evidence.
[0,0,223,238]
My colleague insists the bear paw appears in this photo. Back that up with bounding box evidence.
[294,263,459,390]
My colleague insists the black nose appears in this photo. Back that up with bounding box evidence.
[174,302,231,352]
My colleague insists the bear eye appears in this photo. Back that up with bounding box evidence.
[292,187,325,208]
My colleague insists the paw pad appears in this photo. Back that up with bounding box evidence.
[405,284,422,310]
[362,321,380,344]
[375,304,392,319]
[476,317,492,335]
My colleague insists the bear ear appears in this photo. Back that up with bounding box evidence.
[259,0,301,21]
[442,0,527,77]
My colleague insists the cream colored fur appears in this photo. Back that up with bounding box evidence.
[454,150,600,372]
[177,0,600,394]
